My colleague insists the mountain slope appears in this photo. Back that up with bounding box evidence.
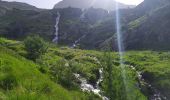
[0,0,39,11]
[0,38,103,99]
[0,38,148,100]
[1,38,170,99]
[100,0,170,51]
[124,0,170,50]
[54,0,134,11]
[0,46,73,99]
[1,0,170,50]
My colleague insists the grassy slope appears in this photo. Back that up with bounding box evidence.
[1,37,170,99]
[0,47,73,100]
[124,51,170,98]
[0,38,100,100]
[40,47,147,100]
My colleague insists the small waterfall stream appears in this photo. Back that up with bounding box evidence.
[71,34,87,48]
[70,9,87,48]
[52,12,61,43]
[129,66,167,100]
[74,68,109,100]
[74,56,108,100]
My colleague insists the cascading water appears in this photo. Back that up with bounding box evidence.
[74,68,108,100]
[71,34,87,48]
[71,9,87,48]
[129,66,167,100]
[52,12,61,43]
[74,56,109,100]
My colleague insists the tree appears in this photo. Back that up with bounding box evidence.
[24,35,48,61]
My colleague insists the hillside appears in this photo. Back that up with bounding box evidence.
[0,0,39,11]
[0,38,103,100]
[0,0,170,50]
[123,0,170,50]
[0,37,170,99]
[0,0,170,100]
[100,0,170,50]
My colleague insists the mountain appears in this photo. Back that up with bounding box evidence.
[1,0,170,51]
[1,0,170,99]
[100,0,170,51]
[0,38,102,99]
[54,0,134,11]
[121,0,170,50]
[123,0,170,50]
[0,0,39,11]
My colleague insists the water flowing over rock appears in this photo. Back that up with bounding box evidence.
[52,12,60,43]
[71,34,87,48]
[74,68,109,100]
[129,66,167,100]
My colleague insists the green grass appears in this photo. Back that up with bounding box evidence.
[37,47,102,87]
[124,51,170,98]
[0,47,71,100]
[0,46,101,100]
[128,16,147,30]
[1,37,170,99]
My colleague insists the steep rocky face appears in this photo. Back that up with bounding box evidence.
[130,0,170,20]
[56,8,86,45]
[124,4,170,50]
[54,0,134,11]
[0,0,132,49]
[100,0,170,51]
[122,0,170,50]
[1,0,170,51]
[57,8,113,48]
[0,1,47,37]
[0,8,56,40]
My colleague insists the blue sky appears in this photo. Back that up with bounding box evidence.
[3,0,144,9]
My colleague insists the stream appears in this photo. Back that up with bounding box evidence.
[74,65,167,100]
[71,34,87,48]
[72,53,168,100]
[74,68,109,100]
[74,56,109,100]
[130,66,167,100]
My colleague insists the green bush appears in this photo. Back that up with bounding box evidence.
[0,74,18,90]
[24,35,48,61]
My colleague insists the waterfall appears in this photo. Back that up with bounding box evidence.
[80,9,86,20]
[52,12,61,43]
[71,34,87,48]
[74,57,109,100]
[129,66,167,100]
[74,68,109,100]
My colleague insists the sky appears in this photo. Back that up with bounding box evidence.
[3,0,144,9]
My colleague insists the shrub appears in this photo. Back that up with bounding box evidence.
[24,35,48,61]
[0,74,18,90]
